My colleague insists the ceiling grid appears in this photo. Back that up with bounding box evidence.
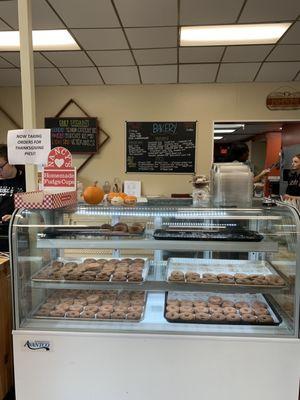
[0,0,299,85]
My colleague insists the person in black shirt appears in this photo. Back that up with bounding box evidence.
[0,144,25,250]
[284,154,300,199]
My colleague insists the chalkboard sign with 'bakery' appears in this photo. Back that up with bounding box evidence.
[126,121,196,173]
[45,117,98,153]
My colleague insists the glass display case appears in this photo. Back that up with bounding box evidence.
[10,201,300,338]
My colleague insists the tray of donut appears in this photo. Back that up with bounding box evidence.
[164,292,282,325]
[34,289,147,322]
[167,258,286,288]
[32,257,149,284]
[41,222,145,237]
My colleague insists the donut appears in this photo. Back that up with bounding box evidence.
[96,311,111,319]
[210,313,226,321]
[95,273,111,281]
[73,299,87,306]
[208,296,223,305]
[65,311,80,318]
[121,258,133,263]
[64,262,78,269]
[166,305,180,313]
[169,271,185,282]
[193,300,207,308]
[265,275,285,286]
[217,274,235,283]
[52,261,64,268]
[127,272,143,282]
[83,258,97,264]
[127,306,143,313]
[85,262,102,272]
[194,312,211,321]
[84,305,99,313]
[87,295,100,304]
[239,307,254,315]
[234,273,248,280]
[179,306,194,313]
[111,273,127,281]
[99,305,114,313]
[226,313,241,322]
[40,303,55,310]
[180,300,194,307]
[113,223,128,232]
[100,223,112,230]
[257,315,274,324]
[133,258,145,264]
[128,225,143,234]
[165,311,180,320]
[179,312,195,321]
[202,276,219,283]
[223,307,237,315]
[185,272,201,282]
[235,302,249,309]
[254,308,270,316]
[80,311,95,319]
[50,310,65,317]
[209,305,223,314]
[251,301,267,309]
[55,303,69,311]
[194,306,209,313]
[111,311,126,319]
[241,314,257,323]
[36,309,50,317]
[68,305,83,312]
[127,311,142,320]
[222,300,235,308]
[129,264,143,273]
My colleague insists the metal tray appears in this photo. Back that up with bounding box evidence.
[33,291,147,323]
[153,229,263,242]
[166,258,286,288]
[32,257,150,285]
[39,225,145,238]
[164,291,282,326]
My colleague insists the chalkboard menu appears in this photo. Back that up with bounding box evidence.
[126,121,196,173]
[45,117,98,153]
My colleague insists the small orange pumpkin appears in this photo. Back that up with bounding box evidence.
[83,181,104,205]
[107,192,119,202]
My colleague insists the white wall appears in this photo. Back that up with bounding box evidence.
[1,82,300,195]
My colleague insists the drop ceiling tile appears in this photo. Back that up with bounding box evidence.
[71,29,128,50]
[114,0,177,27]
[87,50,135,66]
[223,45,273,62]
[0,57,15,68]
[239,0,300,23]
[295,72,300,81]
[0,19,12,30]
[125,27,177,49]
[41,51,93,67]
[60,67,103,85]
[140,65,177,83]
[0,0,64,29]
[0,52,55,68]
[133,48,177,65]
[267,45,300,61]
[33,53,54,67]
[179,47,224,63]
[180,0,244,25]
[280,22,300,44]
[99,66,140,84]
[179,64,218,83]
[256,62,300,82]
[34,68,67,86]
[217,63,260,82]
[0,52,19,67]
[0,69,20,86]
[49,0,120,28]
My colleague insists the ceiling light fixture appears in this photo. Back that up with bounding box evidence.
[214,129,235,133]
[214,136,223,140]
[0,30,79,51]
[180,23,291,46]
[214,124,245,129]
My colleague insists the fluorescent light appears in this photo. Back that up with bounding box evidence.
[214,136,223,140]
[215,124,245,129]
[214,129,235,133]
[180,23,291,46]
[0,30,79,50]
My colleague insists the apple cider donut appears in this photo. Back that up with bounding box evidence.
[96,311,111,319]
[179,312,195,321]
[210,313,226,322]
[185,272,201,282]
[223,307,237,315]
[239,307,254,315]
[80,311,95,319]
[241,314,256,323]
[194,312,211,321]
[257,315,273,324]
[226,313,241,322]
[208,296,223,305]
[169,271,185,282]
[127,311,142,320]
[65,311,80,318]
[222,300,235,308]
[235,301,249,309]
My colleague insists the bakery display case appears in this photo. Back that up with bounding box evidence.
[10,201,300,337]
[10,202,300,400]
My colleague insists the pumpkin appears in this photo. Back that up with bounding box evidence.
[107,192,119,202]
[124,195,137,205]
[83,181,104,205]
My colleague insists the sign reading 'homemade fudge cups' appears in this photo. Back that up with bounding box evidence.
[45,117,98,153]
[126,121,196,173]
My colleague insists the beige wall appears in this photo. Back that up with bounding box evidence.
[1,82,300,195]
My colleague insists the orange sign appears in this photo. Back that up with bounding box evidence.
[266,89,300,110]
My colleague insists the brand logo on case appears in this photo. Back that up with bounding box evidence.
[24,340,50,351]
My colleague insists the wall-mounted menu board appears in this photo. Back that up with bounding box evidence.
[45,117,98,153]
[126,121,196,173]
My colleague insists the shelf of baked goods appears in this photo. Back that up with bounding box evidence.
[25,292,293,336]
[30,258,288,294]
[36,237,278,252]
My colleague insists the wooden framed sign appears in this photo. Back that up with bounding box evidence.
[45,117,98,153]
[126,121,196,173]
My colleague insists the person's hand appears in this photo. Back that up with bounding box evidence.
[1,214,11,222]
[283,194,300,201]
[259,168,270,177]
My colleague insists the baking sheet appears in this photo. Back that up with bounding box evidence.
[33,291,147,323]
[32,257,149,285]
[166,258,286,288]
[39,225,145,238]
[153,229,263,242]
[165,291,281,326]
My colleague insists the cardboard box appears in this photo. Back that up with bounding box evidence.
[14,190,77,209]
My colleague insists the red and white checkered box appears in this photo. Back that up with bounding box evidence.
[14,190,77,209]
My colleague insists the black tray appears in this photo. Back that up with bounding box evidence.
[164,293,282,326]
[153,228,263,242]
[39,226,144,238]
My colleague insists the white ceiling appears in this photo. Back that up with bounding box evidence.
[0,0,299,86]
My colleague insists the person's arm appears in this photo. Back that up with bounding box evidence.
[0,163,17,179]
[253,168,270,183]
